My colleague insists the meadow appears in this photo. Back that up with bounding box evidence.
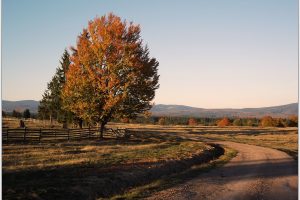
[190,126,298,160]
[2,118,298,199]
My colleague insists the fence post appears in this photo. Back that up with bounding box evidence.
[54,129,56,140]
[24,127,27,142]
[7,129,9,142]
[88,126,90,139]
[67,129,70,141]
[39,128,42,142]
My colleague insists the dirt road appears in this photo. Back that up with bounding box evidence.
[147,141,298,200]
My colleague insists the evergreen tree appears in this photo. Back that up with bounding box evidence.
[2,111,6,117]
[38,50,73,124]
[12,110,22,118]
[23,109,31,119]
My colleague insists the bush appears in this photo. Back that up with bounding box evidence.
[217,117,230,127]
[233,118,242,126]
[158,117,166,125]
[260,116,274,127]
[188,118,197,126]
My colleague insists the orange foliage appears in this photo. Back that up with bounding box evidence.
[62,13,159,137]
[217,117,230,127]
[288,115,298,127]
[121,118,130,123]
[188,118,197,126]
[260,116,274,127]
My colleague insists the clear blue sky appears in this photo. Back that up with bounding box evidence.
[2,0,298,108]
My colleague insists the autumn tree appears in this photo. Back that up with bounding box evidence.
[38,50,73,124]
[62,13,159,138]
[287,115,298,127]
[158,117,166,125]
[188,118,197,126]
[217,117,230,127]
[233,118,242,126]
[246,118,254,126]
[260,116,274,127]
[121,118,130,123]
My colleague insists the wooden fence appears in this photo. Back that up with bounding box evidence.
[2,127,130,142]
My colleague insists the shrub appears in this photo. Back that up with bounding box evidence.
[188,118,197,126]
[158,117,166,125]
[260,116,274,127]
[217,117,230,127]
[233,118,242,126]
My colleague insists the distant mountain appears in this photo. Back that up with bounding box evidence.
[151,103,298,118]
[2,100,39,113]
[2,100,298,118]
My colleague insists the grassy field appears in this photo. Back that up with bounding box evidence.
[111,124,297,160]
[188,126,298,160]
[3,126,225,200]
[3,117,63,128]
[2,121,297,199]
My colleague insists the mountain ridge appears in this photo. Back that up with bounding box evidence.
[2,100,39,113]
[2,100,298,118]
[151,103,298,118]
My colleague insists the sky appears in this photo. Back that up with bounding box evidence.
[2,0,298,108]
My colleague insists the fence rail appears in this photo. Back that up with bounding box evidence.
[2,127,131,142]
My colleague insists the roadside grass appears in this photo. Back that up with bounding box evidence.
[193,127,298,160]
[125,125,297,160]
[110,147,237,200]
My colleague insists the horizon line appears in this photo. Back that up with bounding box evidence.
[2,99,298,110]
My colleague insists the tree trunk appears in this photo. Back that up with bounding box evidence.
[79,119,83,129]
[50,114,53,125]
[100,122,106,139]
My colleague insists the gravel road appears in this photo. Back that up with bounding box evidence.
[147,141,298,200]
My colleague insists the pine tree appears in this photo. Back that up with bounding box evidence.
[23,109,31,119]
[12,110,22,118]
[38,50,72,124]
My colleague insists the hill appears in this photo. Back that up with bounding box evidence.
[150,103,298,118]
[2,100,298,118]
[2,100,39,113]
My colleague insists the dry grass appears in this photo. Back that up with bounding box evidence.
[110,147,237,200]
[190,126,298,159]
[111,124,298,159]
[3,125,219,200]
[3,141,208,173]
[3,117,63,128]
[3,121,296,199]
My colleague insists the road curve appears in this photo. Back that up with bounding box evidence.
[147,141,298,200]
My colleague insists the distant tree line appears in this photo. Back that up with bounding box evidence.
[2,109,297,128]
[3,109,36,119]
[113,115,298,128]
